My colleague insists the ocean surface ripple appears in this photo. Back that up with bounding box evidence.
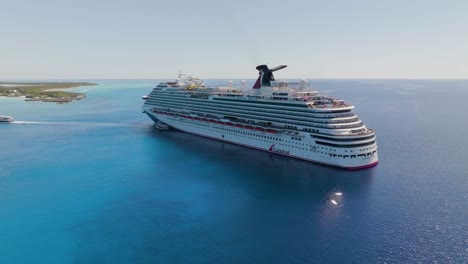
[0,79,467,263]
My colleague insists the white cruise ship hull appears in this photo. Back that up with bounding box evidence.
[143,107,378,170]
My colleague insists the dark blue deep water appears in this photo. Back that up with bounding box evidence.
[0,80,467,263]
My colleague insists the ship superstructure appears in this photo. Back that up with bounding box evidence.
[142,65,378,169]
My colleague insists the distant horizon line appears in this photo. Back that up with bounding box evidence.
[2,77,468,81]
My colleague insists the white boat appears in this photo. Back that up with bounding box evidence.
[142,95,150,100]
[155,121,170,131]
[141,65,378,170]
[0,115,14,123]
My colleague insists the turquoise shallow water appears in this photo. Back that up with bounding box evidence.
[0,80,467,263]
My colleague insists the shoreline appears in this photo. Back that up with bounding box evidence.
[0,81,97,103]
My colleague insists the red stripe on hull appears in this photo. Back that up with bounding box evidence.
[345,161,379,170]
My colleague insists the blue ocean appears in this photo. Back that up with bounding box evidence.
[0,80,466,263]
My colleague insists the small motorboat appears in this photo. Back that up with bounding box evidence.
[0,115,14,123]
[142,95,150,100]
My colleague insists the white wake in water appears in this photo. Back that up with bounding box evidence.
[12,121,136,127]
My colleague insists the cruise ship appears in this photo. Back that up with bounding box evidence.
[142,65,378,169]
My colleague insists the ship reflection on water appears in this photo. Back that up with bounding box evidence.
[144,124,376,205]
[136,125,379,262]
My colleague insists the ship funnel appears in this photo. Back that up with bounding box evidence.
[252,65,287,89]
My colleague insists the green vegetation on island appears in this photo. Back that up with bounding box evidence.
[0,81,97,103]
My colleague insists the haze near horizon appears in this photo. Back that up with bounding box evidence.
[1,0,467,79]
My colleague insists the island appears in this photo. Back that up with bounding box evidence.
[0,81,97,103]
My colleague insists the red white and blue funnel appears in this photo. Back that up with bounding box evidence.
[252,65,287,89]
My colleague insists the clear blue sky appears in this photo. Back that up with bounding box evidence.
[1,0,467,79]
